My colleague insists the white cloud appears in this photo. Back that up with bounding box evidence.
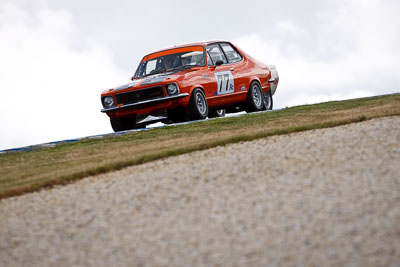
[234,0,400,108]
[0,3,128,150]
[276,20,306,36]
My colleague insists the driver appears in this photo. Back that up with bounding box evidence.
[164,56,174,69]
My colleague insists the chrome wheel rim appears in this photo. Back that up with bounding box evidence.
[264,92,272,109]
[196,92,207,115]
[216,109,224,116]
[252,84,262,107]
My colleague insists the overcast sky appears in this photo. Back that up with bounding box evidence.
[1,0,399,150]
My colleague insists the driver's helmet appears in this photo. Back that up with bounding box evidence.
[164,56,173,68]
[164,55,179,69]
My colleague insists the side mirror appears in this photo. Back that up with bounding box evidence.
[215,60,224,66]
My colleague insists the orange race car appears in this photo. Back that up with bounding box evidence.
[101,41,279,131]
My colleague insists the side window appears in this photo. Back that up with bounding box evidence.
[220,43,242,63]
[207,52,214,66]
[207,44,227,64]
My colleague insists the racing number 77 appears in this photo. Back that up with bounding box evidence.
[217,73,231,93]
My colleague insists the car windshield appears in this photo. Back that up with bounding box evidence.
[134,46,205,78]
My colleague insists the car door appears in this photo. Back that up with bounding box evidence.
[219,42,248,95]
[206,43,246,106]
[207,43,233,96]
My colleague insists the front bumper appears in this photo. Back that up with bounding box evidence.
[101,93,189,113]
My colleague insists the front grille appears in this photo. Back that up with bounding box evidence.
[116,86,164,105]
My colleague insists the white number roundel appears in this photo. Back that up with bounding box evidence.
[215,71,234,95]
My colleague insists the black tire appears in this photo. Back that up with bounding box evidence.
[208,108,226,118]
[167,107,187,123]
[263,90,273,110]
[110,117,141,132]
[245,81,264,112]
[187,88,208,120]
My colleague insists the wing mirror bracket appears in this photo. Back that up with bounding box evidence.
[215,60,224,66]
[209,60,224,70]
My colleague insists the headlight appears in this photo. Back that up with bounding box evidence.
[103,96,114,108]
[166,83,179,95]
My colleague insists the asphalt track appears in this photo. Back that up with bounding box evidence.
[0,110,276,154]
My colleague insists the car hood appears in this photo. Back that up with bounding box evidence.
[108,68,196,93]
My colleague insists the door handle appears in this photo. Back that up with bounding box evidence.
[230,68,235,71]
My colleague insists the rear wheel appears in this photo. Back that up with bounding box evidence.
[263,90,273,110]
[187,88,208,120]
[110,117,142,132]
[245,81,264,112]
[208,108,225,118]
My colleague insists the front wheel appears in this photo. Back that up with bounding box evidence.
[245,81,264,112]
[187,88,208,120]
[110,117,142,132]
[167,107,187,123]
[263,90,273,110]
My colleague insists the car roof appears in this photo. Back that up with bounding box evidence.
[146,40,229,55]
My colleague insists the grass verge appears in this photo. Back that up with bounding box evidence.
[1,94,399,199]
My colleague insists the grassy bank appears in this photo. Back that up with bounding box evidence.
[1,94,399,199]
